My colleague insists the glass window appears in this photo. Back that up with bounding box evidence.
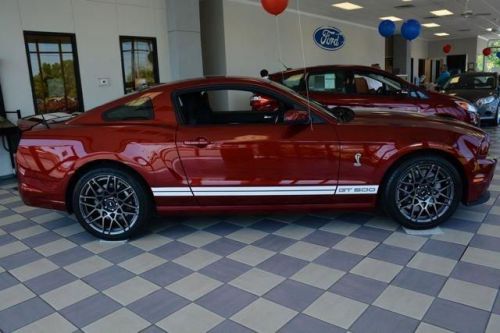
[353,72,404,96]
[120,37,159,94]
[103,96,154,121]
[24,32,83,114]
[308,71,349,93]
[444,74,497,90]
[176,88,321,126]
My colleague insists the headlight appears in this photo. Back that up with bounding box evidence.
[476,96,496,107]
[454,100,478,113]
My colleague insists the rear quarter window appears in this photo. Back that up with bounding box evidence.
[103,96,154,121]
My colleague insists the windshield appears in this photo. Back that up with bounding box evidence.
[444,74,497,90]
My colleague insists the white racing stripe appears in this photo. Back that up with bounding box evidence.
[152,185,379,197]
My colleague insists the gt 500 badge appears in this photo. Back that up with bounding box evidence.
[336,186,379,195]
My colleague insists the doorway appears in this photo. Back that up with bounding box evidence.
[24,32,83,114]
[446,55,467,75]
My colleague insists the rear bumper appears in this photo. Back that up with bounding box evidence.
[465,156,497,204]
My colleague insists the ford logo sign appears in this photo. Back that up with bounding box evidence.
[313,27,345,51]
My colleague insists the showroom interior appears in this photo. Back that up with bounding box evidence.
[2,0,500,332]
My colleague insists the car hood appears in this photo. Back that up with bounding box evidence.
[347,109,483,136]
[445,89,495,103]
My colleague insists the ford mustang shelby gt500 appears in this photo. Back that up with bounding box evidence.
[16,77,496,239]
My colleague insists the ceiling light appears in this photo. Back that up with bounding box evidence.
[430,9,454,17]
[332,2,363,10]
[380,16,403,22]
[402,0,412,2]
[434,32,450,36]
[422,23,440,28]
[486,28,493,32]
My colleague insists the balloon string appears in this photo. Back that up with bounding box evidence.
[275,16,285,82]
[296,0,312,130]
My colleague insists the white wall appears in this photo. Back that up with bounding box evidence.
[428,37,479,65]
[0,0,171,177]
[215,0,385,77]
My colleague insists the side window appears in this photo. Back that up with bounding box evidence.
[354,72,403,96]
[176,88,310,125]
[103,96,154,121]
[308,71,349,94]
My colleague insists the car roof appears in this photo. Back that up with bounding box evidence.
[269,65,386,77]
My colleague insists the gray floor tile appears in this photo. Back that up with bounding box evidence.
[469,234,500,252]
[24,268,77,294]
[159,224,198,239]
[150,241,196,260]
[60,293,122,327]
[232,298,297,333]
[314,249,364,271]
[204,222,242,236]
[250,218,287,232]
[258,254,308,277]
[99,244,145,264]
[421,239,466,260]
[252,234,295,252]
[264,279,323,312]
[202,237,246,256]
[278,313,346,333]
[21,231,60,248]
[424,298,490,333]
[0,297,54,333]
[48,246,94,267]
[128,289,190,323]
[82,265,136,290]
[141,261,193,287]
[140,325,167,333]
[0,272,18,291]
[301,230,344,247]
[368,244,415,265]
[0,249,43,270]
[197,284,257,318]
[198,258,251,283]
[329,273,387,304]
[451,261,500,289]
[208,319,255,333]
[350,226,392,242]
[350,306,419,333]
[392,267,447,296]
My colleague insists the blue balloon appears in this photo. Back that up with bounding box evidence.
[401,19,421,41]
[497,52,500,58]
[378,20,396,38]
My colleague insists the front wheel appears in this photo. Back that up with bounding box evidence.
[72,168,152,240]
[383,156,462,229]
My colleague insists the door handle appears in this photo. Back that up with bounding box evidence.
[183,137,210,148]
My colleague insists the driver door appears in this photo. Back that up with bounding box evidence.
[174,85,340,206]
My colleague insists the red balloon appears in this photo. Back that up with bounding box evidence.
[443,44,452,54]
[261,0,288,16]
[483,47,492,56]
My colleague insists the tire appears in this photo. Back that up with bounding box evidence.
[72,167,153,240]
[383,155,462,230]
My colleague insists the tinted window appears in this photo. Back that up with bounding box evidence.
[176,87,324,125]
[103,96,154,121]
[445,75,497,90]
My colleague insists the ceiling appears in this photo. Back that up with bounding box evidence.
[253,0,500,41]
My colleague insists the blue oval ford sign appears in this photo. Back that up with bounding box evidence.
[313,27,345,51]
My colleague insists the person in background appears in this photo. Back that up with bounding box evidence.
[436,64,451,88]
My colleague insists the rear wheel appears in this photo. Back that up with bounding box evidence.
[72,168,152,240]
[383,156,462,229]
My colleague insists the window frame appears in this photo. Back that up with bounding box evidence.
[119,36,160,94]
[23,31,84,115]
[171,84,327,127]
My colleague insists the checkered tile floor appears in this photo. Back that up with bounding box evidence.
[2,129,500,333]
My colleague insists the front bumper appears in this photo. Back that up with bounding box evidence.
[465,156,497,205]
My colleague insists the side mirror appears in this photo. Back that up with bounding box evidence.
[284,110,310,125]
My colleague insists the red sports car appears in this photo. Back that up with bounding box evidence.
[267,65,480,126]
[16,77,496,239]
